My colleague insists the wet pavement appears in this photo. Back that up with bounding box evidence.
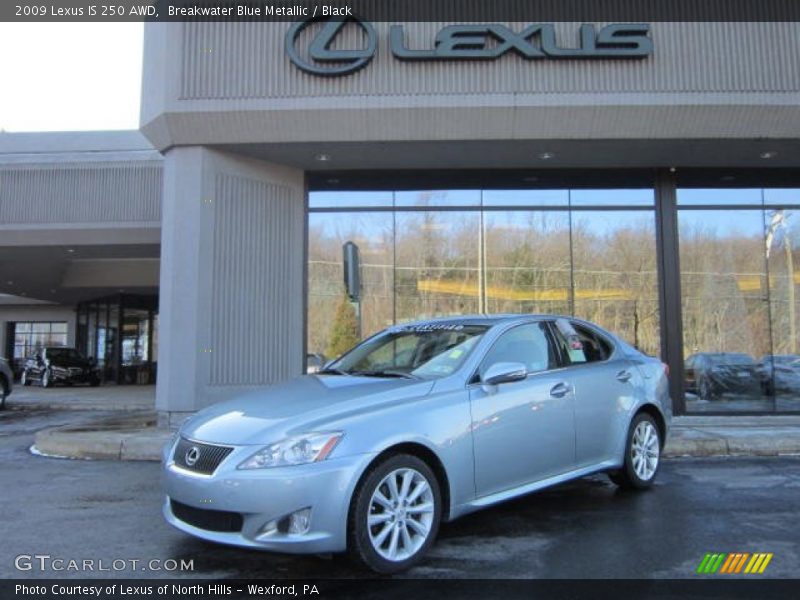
[1,407,799,580]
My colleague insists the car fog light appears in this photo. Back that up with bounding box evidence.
[287,508,311,535]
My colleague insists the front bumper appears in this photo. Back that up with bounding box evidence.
[161,442,374,554]
[50,368,97,383]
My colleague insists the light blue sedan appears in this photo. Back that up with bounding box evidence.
[162,315,670,573]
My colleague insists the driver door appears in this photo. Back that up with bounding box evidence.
[469,321,576,497]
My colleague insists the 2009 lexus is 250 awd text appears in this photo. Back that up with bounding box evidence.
[162,315,670,573]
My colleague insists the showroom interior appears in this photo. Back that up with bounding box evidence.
[2,17,800,420]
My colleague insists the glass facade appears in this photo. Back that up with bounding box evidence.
[75,294,158,384]
[308,184,800,415]
[308,188,660,362]
[678,188,800,413]
[11,321,68,375]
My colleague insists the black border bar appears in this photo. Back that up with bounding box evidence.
[4,579,800,600]
[5,0,800,22]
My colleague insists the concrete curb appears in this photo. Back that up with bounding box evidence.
[33,412,171,461]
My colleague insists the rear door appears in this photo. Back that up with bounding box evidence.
[550,320,636,468]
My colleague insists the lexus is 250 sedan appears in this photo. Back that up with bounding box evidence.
[162,315,670,573]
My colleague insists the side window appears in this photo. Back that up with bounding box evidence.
[552,320,613,365]
[570,323,613,363]
[479,322,556,378]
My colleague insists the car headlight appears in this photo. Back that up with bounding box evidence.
[238,432,343,470]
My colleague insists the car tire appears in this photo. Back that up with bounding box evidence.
[608,412,661,490]
[699,379,716,401]
[348,454,442,574]
[21,370,31,387]
[41,369,52,388]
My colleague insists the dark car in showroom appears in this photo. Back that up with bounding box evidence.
[20,347,101,388]
[0,357,12,409]
[758,354,800,396]
[684,352,761,400]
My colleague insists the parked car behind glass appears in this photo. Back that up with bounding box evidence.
[0,357,12,409]
[758,354,800,396]
[21,347,101,388]
[162,315,670,573]
[684,352,761,400]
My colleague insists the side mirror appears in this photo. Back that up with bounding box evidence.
[481,362,528,387]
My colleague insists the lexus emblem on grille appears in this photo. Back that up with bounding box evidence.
[185,446,201,467]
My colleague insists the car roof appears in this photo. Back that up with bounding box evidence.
[396,313,573,329]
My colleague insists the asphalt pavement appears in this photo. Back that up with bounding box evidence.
[1,408,799,581]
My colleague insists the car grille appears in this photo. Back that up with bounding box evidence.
[173,438,233,475]
[170,499,243,533]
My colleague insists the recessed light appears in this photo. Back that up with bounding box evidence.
[66,248,75,253]
[760,151,778,159]
[315,153,332,162]
[669,167,677,173]
[538,152,555,160]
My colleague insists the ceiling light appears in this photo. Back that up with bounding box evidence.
[522,176,539,183]
[537,152,555,160]
[6,281,12,285]
[66,248,75,253]
[760,151,778,159]
[326,178,340,185]
[315,153,332,162]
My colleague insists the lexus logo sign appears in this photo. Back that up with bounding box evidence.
[185,446,201,467]
[285,17,378,76]
[286,17,653,76]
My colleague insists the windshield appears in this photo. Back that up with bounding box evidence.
[328,324,488,379]
[46,348,84,361]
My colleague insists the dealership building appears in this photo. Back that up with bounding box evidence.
[2,17,800,421]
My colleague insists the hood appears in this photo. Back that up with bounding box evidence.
[181,374,435,445]
[49,357,91,369]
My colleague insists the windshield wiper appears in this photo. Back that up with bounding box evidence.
[316,367,349,376]
[350,369,421,380]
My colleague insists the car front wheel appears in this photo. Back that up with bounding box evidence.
[21,370,31,386]
[609,413,661,490]
[348,454,441,574]
[41,369,52,388]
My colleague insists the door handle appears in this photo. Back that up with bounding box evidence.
[549,382,571,398]
[616,370,633,383]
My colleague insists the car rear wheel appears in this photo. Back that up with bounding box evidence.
[609,413,661,490]
[348,454,441,574]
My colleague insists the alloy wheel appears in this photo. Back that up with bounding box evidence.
[631,421,659,481]
[367,467,435,562]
